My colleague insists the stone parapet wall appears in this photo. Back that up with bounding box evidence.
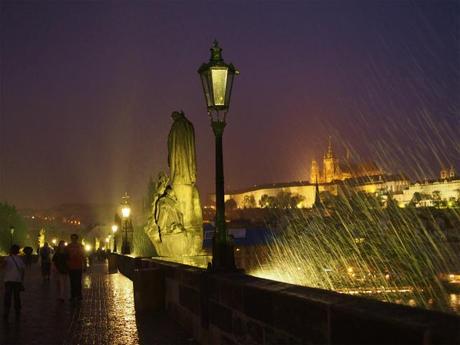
[113,254,460,345]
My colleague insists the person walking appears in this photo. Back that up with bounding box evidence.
[3,244,25,320]
[39,242,52,281]
[23,246,33,268]
[52,241,68,301]
[65,234,84,302]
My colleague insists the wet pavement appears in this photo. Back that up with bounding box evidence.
[0,261,196,345]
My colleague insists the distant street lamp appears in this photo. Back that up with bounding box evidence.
[198,40,239,271]
[120,193,132,255]
[105,236,110,251]
[111,224,118,253]
[10,226,15,247]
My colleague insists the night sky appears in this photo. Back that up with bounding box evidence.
[0,0,459,209]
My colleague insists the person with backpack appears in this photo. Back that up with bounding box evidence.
[52,241,68,301]
[39,242,52,281]
[3,244,25,320]
[65,234,85,301]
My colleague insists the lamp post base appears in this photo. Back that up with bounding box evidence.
[121,242,131,255]
[209,237,239,273]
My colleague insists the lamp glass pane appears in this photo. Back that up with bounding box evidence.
[211,67,228,106]
[121,206,131,218]
[200,72,213,107]
[224,72,234,107]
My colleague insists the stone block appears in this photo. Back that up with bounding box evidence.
[243,285,274,325]
[221,334,237,345]
[272,292,329,343]
[206,275,221,302]
[219,280,244,311]
[232,312,247,343]
[181,267,202,289]
[264,326,301,345]
[209,325,223,345]
[330,303,427,345]
[179,284,201,315]
[133,268,165,314]
[209,301,233,333]
[176,305,194,333]
[247,320,264,344]
[165,278,179,304]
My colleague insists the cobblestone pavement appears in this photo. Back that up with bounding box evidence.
[0,262,196,345]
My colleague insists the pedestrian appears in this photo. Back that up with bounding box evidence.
[3,244,25,320]
[39,242,52,281]
[65,234,84,302]
[52,241,68,301]
[23,246,33,268]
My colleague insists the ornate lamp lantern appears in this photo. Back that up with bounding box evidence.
[198,40,239,116]
[111,224,118,253]
[198,41,239,271]
[120,193,132,255]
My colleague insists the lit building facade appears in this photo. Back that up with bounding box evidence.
[393,177,460,207]
[219,174,410,210]
[222,182,337,209]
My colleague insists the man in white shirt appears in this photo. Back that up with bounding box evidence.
[3,244,25,320]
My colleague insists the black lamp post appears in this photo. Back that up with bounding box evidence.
[120,193,132,255]
[198,40,239,271]
[112,224,118,253]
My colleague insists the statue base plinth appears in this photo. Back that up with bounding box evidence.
[152,230,202,257]
[208,239,242,273]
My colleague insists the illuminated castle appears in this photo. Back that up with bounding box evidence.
[310,138,382,183]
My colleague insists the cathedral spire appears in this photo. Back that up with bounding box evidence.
[326,136,333,159]
[310,158,319,183]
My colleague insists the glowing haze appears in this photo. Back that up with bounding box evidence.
[0,1,458,209]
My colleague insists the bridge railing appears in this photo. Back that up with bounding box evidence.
[111,254,460,345]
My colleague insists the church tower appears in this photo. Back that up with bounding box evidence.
[310,159,320,183]
[323,137,336,183]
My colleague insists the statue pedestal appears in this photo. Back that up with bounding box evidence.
[153,230,203,258]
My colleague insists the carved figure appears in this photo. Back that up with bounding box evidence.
[155,186,185,235]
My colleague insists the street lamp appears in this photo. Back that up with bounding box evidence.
[120,193,132,255]
[10,226,15,247]
[198,40,239,271]
[111,224,118,253]
[105,236,110,251]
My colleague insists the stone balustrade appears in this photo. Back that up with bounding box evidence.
[112,254,460,345]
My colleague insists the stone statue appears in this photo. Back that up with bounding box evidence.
[168,111,197,185]
[144,111,203,257]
